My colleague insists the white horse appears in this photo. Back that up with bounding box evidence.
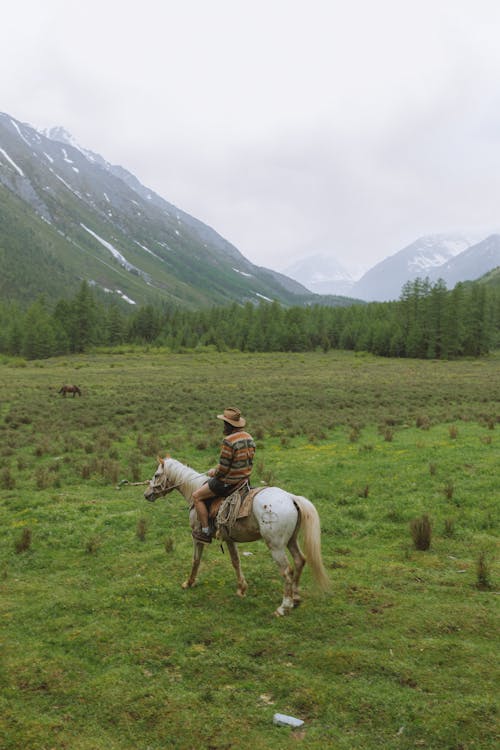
[144,456,330,616]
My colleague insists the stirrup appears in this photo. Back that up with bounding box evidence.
[192,529,212,544]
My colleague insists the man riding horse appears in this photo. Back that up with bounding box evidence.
[191,407,256,544]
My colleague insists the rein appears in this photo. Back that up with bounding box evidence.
[117,468,209,493]
[116,479,150,489]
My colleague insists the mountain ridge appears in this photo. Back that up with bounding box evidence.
[284,233,500,301]
[1,112,356,309]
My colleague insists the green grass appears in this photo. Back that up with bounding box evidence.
[0,350,498,749]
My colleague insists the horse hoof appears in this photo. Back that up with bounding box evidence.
[236,582,248,598]
[181,580,195,589]
[293,597,302,608]
[274,606,290,617]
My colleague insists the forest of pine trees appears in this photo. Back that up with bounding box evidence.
[0,278,498,360]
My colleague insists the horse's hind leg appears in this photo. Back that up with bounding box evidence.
[226,540,248,597]
[182,542,204,589]
[288,536,306,607]
[268,546,294,617]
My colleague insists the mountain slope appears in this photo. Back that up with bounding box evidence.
[0,113,318,308]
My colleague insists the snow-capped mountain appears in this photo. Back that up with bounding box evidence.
[427,234,500,288]
[0,112,319,308]
[351,234,477,301]
[282,254,355,296]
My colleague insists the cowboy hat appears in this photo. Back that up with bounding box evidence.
[217,407,246,428]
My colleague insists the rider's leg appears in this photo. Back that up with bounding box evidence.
[192,482,216,532]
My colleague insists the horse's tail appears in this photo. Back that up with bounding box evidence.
[294,495,330,591]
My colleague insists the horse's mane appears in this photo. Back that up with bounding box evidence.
[165,457,206,487]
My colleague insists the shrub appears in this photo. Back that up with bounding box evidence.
[410,514,432,550]
[416,415,431,430]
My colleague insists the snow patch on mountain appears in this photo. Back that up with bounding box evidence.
[80,223,136,271]
[0,147,24,176]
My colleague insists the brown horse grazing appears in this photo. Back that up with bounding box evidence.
[58,384,81,398]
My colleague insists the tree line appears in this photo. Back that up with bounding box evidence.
[0,278,498,361]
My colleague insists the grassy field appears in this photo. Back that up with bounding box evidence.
[0,349,498,749]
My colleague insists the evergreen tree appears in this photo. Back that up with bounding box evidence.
[21,299,56,359]
[72,281,98,352]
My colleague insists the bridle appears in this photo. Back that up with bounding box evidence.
[147,462,207,499]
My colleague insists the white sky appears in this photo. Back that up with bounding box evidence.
[2,0,500,275]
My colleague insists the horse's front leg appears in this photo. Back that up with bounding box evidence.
[181,541,204,589]
[226,540,248,597]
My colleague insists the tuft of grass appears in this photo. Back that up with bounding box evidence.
[410,514,432,550]
[476,552,492,590]
[35,466,52,490]
[443,480,454,500]
[85,535,101,554]
[14,527,32,554]
[443,518,455,537]
[164,537,175,554]
[128,452,142,483]
[136,518,147,541]
[349,426,361,442]
[0,466,16,490]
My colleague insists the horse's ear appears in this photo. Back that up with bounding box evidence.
[157,455,164,466]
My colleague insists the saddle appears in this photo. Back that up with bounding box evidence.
[206,484,265,536]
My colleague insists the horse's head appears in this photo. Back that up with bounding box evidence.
[144,455,175,502]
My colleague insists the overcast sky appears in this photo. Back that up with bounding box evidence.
[2,0,500,275]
